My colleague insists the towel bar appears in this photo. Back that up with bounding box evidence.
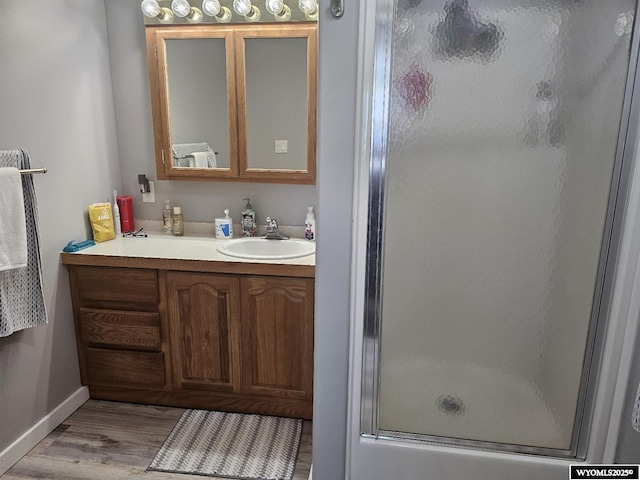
[19,168,47,175]
[172,152,218,159]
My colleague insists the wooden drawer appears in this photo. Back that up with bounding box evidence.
[80,308,161,350]
[86,348,165,387]
[75,266,158,308]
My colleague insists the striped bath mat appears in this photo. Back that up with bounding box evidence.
[148,410,303,480]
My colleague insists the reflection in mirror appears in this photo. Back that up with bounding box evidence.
[166,38,231,170]
[245,37,308,170]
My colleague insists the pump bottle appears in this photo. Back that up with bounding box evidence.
[304,206,315,241]
[241,198,257,237]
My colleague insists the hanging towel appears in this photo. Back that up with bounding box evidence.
[0,149,47,337]
[0,167,28,271]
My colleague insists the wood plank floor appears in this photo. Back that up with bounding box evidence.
[2,399,312,480]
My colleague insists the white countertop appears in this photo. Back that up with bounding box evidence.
[66,232,315,267]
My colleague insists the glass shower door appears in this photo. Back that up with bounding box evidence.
[363,0,638,456]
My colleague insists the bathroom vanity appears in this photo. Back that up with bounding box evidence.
[61,234,314,419]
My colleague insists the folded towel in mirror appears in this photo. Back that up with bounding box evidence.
[192,152,208,168]
[172,142,217,168]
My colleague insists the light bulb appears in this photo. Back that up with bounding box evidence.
[171,0,202,23]
[186,7,203,22]
[171,0,191,17]
[274,4,291,21]
[216,6,232,22]
[245,6,260,21]
[265,0,284,15]
[141,0,174,23]
[202,0,220,16]
[298,0,317,15]
[233,0,252,16]
[141,0,161,17]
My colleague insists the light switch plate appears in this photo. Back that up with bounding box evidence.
[142,181,155,203]
[275,140,288,154]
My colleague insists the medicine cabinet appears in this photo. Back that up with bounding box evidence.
[145,23,317,184]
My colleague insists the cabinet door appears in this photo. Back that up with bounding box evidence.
[167,272,240,392]
[240,276,314,400]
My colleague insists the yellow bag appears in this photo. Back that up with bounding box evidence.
[89,203,116,243]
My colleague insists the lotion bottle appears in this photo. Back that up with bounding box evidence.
[162,200,173,234]
[172,206,184,236]
[241,198,257,237]
[215,209,233,239]
[304,206,315,241]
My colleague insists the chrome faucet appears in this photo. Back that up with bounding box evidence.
[264,217,290,240]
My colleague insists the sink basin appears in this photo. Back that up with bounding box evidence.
[216,237,315,260]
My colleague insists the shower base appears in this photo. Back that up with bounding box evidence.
[378,358,569,451]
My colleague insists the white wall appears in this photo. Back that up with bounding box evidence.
[0,0,121,453]
[313,2,360,478]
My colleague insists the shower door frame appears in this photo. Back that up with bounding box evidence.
[358,0,640,460]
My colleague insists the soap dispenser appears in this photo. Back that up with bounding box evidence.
[241,198,257,237]
[304,206,315,241]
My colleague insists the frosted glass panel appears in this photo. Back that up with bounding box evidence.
[377,0,635,450]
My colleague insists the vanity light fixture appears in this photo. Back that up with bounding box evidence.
[202,0,232,22]
[233,0,261,22]
[298,0,318,20]
[141,0,175,23]
[171,0,204,23]
[265,0,292,21]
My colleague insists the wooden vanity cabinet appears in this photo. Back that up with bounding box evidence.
[166,272,241,393]
[240,276,314,401]
[64,260,314,419]
[68,266,168,390]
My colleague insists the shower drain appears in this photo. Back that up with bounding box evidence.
[436,395,465,416]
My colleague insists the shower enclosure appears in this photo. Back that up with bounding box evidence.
[359,0,639,463]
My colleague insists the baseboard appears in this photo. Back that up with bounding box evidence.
[0,386,89,476]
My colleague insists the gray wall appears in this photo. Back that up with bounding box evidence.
[0,0,121,453]
[104,0,316,228]
[313,2,360,478]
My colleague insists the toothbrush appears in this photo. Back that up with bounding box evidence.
[113,189,121,235]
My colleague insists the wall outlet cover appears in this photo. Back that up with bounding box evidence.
[142,181,155,203]
[275,140,288,154]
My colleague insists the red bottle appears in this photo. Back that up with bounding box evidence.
[116,196,135,233]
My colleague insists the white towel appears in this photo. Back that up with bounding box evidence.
[192,152,208,168]
[0,149,48,337]
[0,167,27,272]
[172,142,217,168]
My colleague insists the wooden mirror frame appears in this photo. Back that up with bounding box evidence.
[145,23,317,184]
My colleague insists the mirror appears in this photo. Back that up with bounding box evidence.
[166,37,232,170]
[146,24,317,184]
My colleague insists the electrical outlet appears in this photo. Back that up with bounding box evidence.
[275,139,288,154]
[142,181,155,203]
